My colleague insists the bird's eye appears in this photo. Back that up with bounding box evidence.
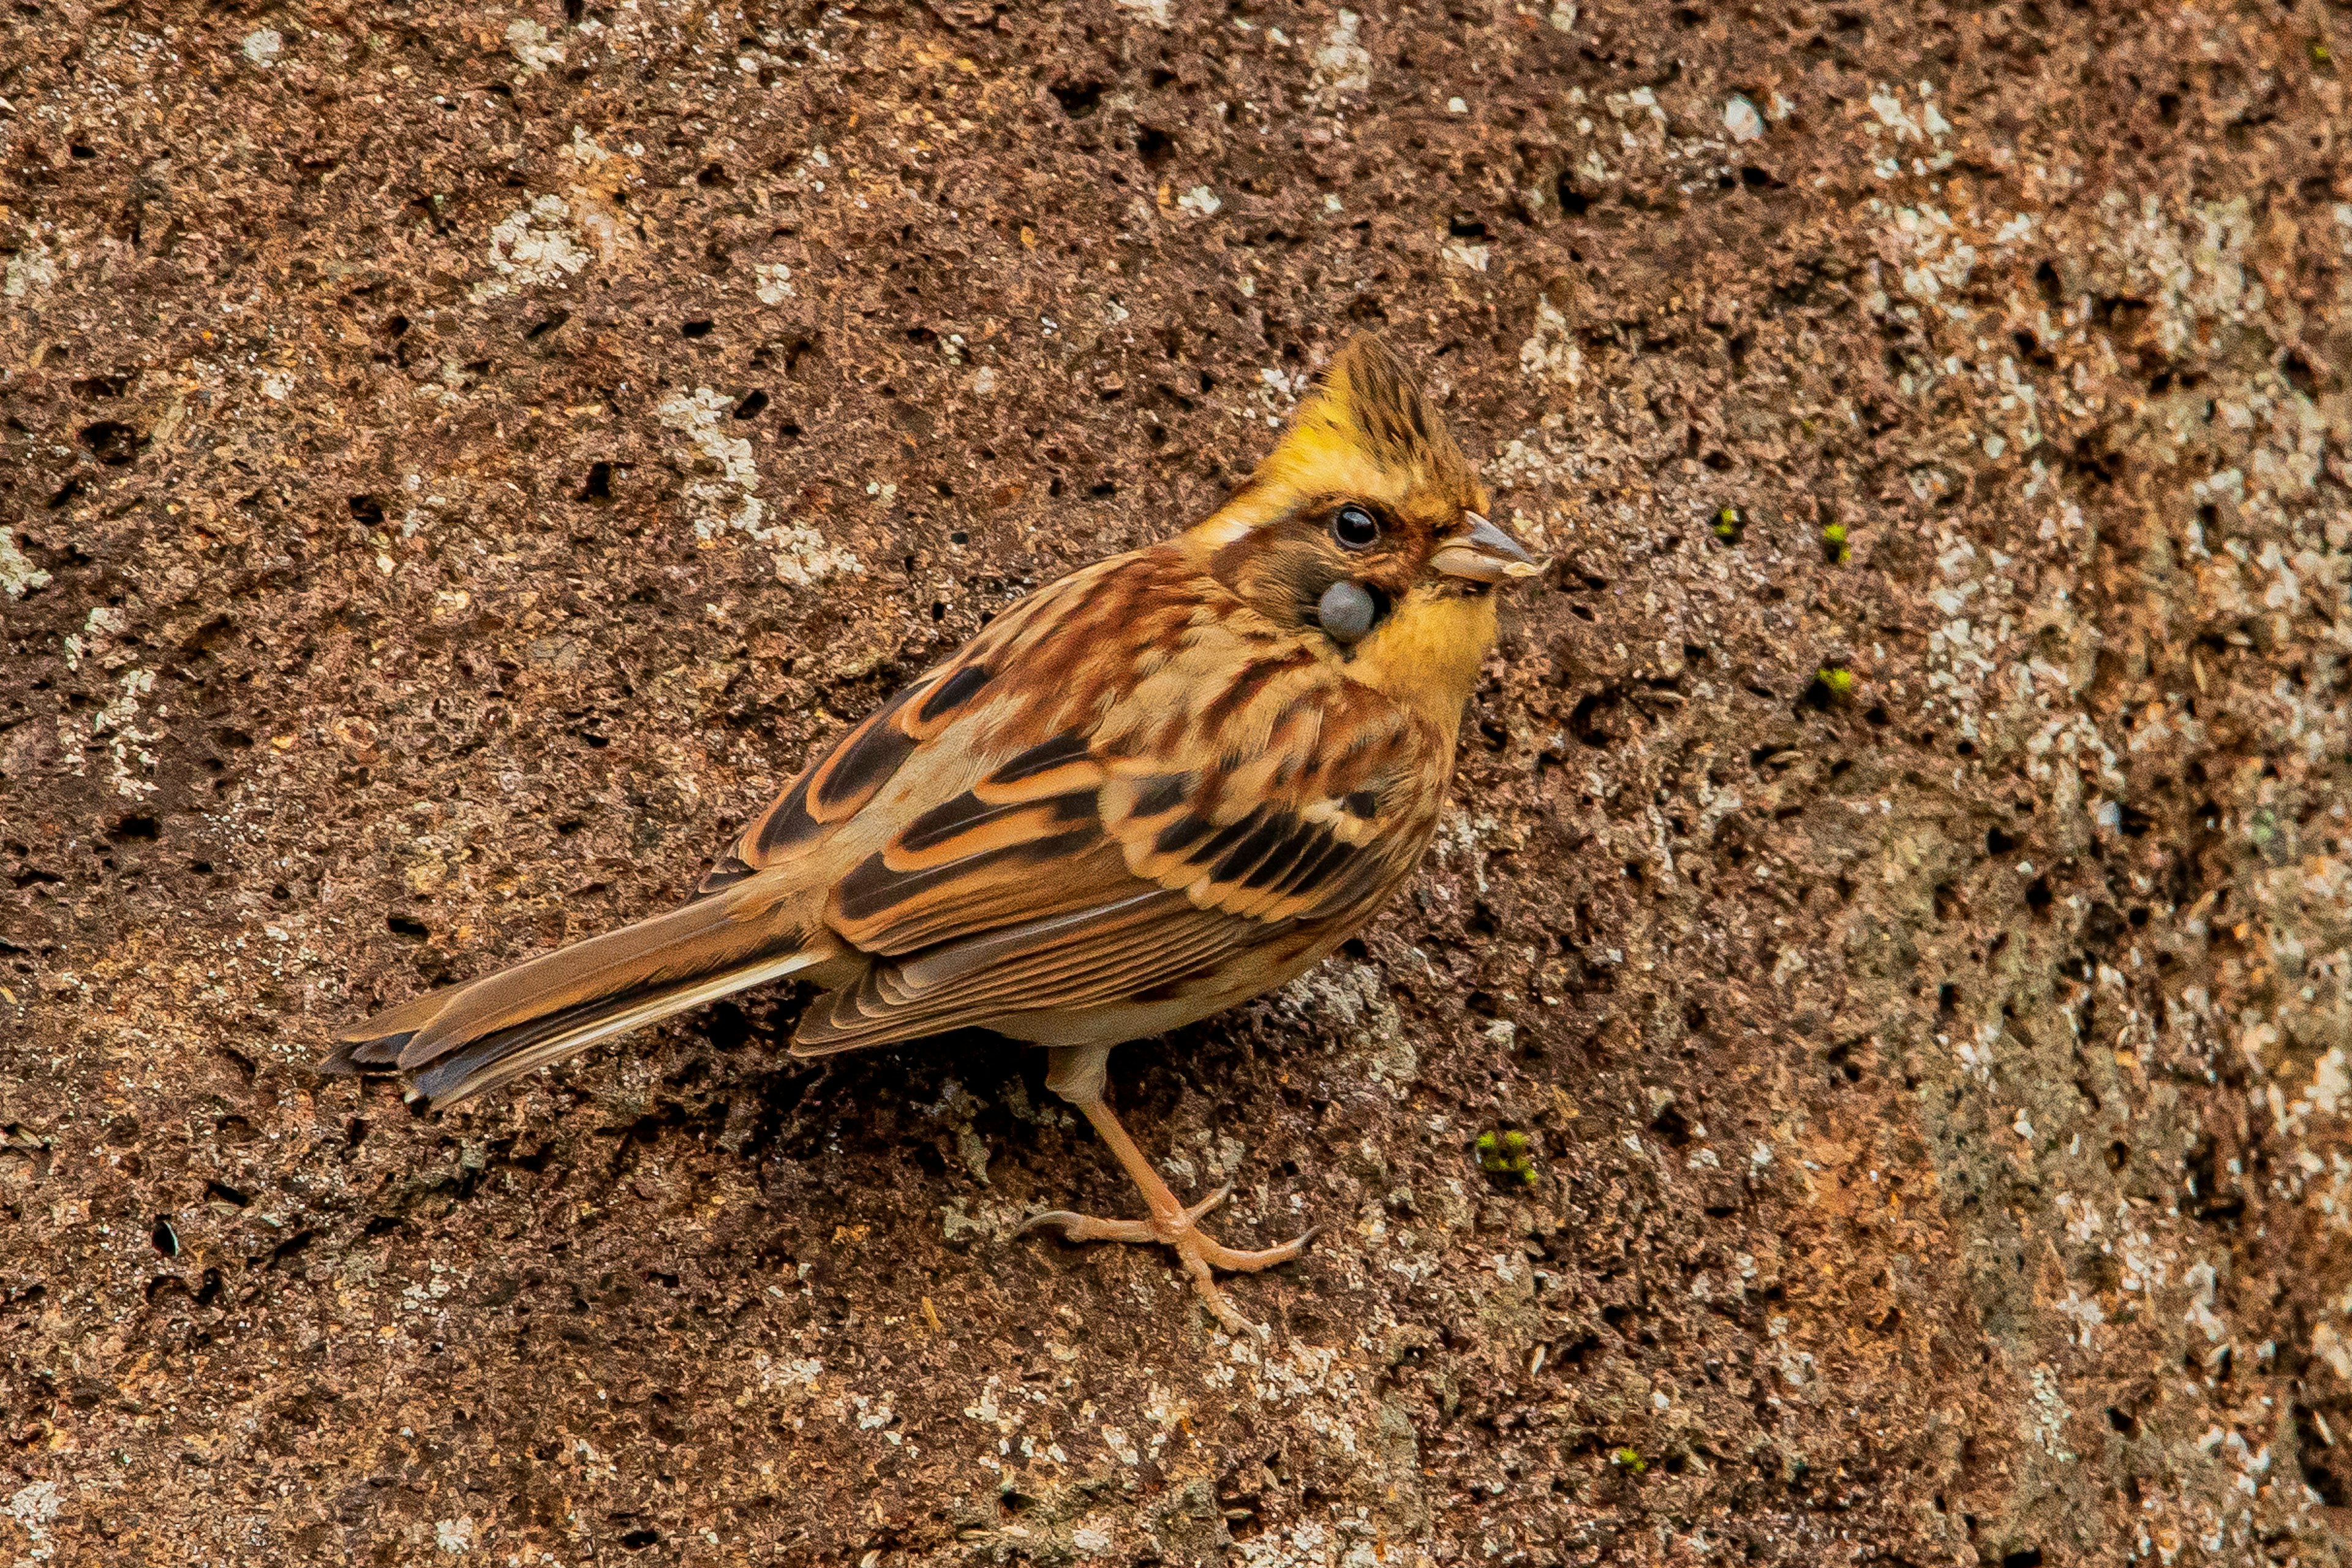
[1332,505,1379,550]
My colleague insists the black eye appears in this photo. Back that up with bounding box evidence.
[1332,505,1379,549]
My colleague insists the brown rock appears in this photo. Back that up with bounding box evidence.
[2,4,2348,1564]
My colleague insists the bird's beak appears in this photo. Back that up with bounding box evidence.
[1431,513,1542,584]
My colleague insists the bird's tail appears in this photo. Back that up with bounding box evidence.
[320,884,835,1107]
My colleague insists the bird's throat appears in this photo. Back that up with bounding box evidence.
[1343,589,1497,740]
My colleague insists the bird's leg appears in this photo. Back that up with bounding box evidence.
[1018,1043,1315,1333]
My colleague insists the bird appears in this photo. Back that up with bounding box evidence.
[322,334,1540,1330]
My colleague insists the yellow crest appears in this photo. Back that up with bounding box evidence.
[1196,336,1487,544]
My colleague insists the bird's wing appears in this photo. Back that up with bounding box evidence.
[709,546,1447,1054]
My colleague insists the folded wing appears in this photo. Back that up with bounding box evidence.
[733,549,1447,1054]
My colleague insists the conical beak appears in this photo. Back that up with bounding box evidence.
[1430,513,1542,584]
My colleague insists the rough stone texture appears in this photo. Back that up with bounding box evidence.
[3,1,2350,1563]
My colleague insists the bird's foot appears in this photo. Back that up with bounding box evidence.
[1020,1186,1317,1333]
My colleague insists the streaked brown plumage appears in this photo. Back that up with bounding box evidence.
[323,334,1538,1329]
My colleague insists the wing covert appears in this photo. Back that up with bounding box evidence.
[688,545,1452,1055]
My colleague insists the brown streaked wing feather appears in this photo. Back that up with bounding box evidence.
[696,554,1164,898]
[700,683,928,894]
[794,616,1446,1052]
[832,833,1129,952]
[679,544,1442,1058]
[792,888,1264,1053]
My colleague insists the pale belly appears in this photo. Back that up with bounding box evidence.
[982,920,1360,1049]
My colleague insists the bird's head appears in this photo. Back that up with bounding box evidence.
[1188,334,1539,731]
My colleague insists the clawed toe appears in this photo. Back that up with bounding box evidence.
[1020,1192,1315,1331]
[1189,1224,1318,1273]
[1033,1050,1318,1332]
[1161,1218,1316,1333]
[1180,1184,1232,1225]
[1016,1209,1157,1245]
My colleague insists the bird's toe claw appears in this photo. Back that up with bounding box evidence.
[1017,1208,1158,1245]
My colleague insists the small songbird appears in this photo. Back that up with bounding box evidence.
[323,335,1539,1329]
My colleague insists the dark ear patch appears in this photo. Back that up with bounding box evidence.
[1273,549,1344,630]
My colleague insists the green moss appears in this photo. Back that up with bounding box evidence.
[1475,1129,1537,1186]
[1713,506,1743,542]
[1820,521,1851,564]
[1610,1446,1647,1474]
[1816,666,1855,699]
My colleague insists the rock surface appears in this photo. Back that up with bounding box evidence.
[4,2,2351,1563]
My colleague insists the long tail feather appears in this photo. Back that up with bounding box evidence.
[322,886,837,1107]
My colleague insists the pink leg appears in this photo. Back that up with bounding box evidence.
[1018,1045,1316,1332]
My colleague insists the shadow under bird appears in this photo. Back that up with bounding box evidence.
[323,334,1540,1329]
